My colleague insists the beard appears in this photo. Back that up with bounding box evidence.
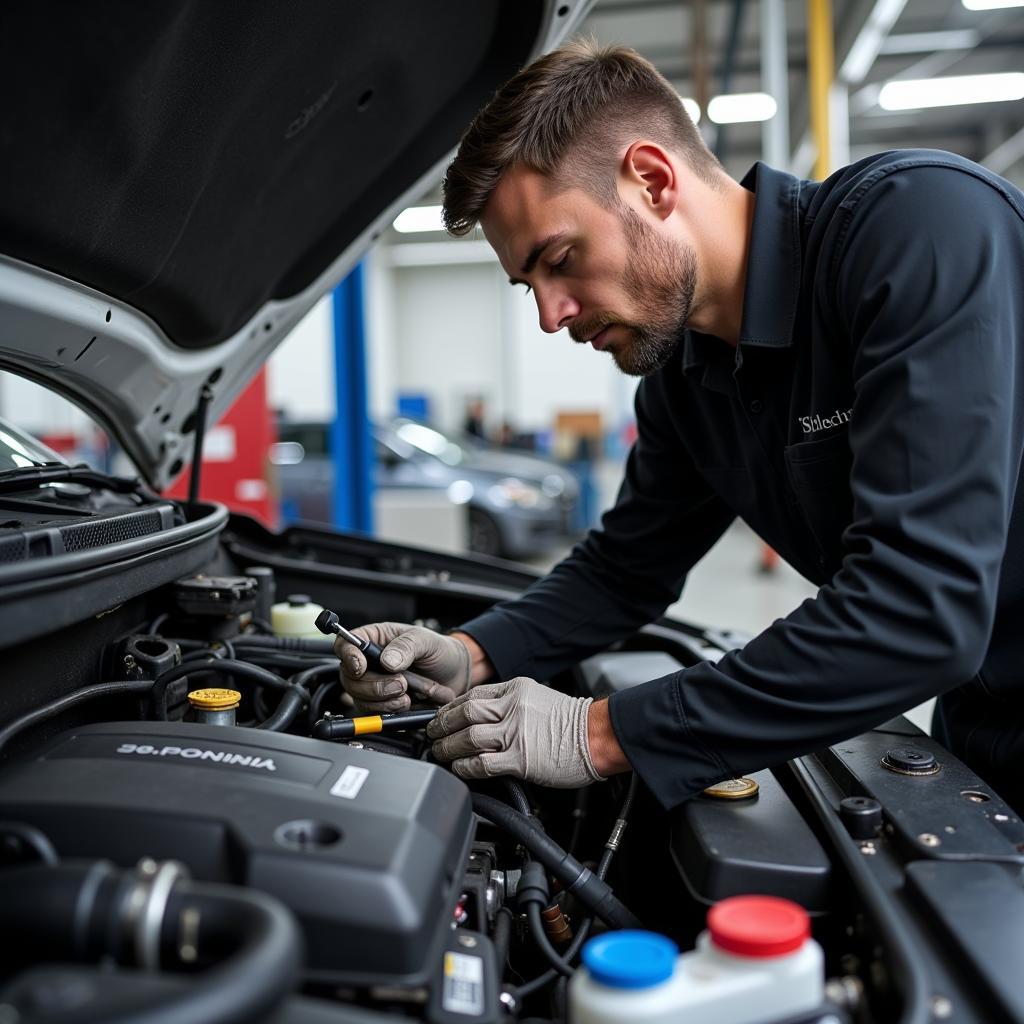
[569,204,697,377]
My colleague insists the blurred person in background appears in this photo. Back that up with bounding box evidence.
[462,396,488,441]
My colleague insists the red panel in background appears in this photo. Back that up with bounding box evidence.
[165,369,278,526]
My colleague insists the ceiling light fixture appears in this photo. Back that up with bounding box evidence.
[962,0,1024,10]
[393,205,445,233]
[679,96,701,124]
[707,92,777,124]
[878,29,979,55]
[878,71,1024,110]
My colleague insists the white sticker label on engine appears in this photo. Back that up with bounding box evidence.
[443,952,484,1016]
[330,765,369,800]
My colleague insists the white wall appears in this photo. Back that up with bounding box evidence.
[504,276,639,439]
[0,372,93,435]
[365,244,639,443]
[267,295,335,422]
[391,261,503,433]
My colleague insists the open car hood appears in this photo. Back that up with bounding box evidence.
[0,1,589,489]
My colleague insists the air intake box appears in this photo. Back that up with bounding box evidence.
[0,722,474,986]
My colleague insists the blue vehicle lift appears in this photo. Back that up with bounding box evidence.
[330,262,375,533]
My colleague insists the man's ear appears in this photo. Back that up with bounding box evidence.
[620,142,678,220]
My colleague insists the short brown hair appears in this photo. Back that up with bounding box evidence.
[442,39,721,236]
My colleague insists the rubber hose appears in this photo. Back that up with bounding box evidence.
[0,821,58,865]
[525,902,573,978]
[307,679,338,730]
[256,686,308,732]
[511,774,639,999]
[255,662,333,733]
[255,662,336,733]
[142,881,302,1024]
[0,680,152,757]
[0,862,302,1024]
[151,660,289,721]
[491,906,514,973]
[232,635,335,654]
[503,779,533,816]
[470,793,639,930]
[231,653,335,673]
[291,663,340,690]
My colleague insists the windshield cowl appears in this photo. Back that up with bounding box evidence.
[0,417,69,476]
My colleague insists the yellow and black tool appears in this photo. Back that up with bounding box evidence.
[312,709,438,741]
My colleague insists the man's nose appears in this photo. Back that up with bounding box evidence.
[536,288,580,334]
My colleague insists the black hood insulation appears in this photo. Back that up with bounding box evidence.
[0,1,542,349]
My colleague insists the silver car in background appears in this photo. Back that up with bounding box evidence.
[272,418,580,560]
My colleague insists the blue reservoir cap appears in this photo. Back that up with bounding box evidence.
[582,930,678,990]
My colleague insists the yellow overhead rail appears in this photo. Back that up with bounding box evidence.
[807,0,835,181]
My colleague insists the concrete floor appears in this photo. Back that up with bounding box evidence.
[529,465,934,733]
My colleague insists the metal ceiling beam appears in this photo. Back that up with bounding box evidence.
[712,0,749,160]
[838,0,908,85]
[851,8,1024,115]
[640,35,1024,85]
[761,0,790,167]
[595,0,751,11]
[692,0,711,124]
[982,123,1024,175]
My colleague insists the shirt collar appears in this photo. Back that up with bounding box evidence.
[736,161,804,348]
[681,161,804,379]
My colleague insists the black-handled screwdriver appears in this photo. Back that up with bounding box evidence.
[315,609,385,666]
[314,608,437,699]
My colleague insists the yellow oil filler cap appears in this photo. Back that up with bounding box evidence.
[702,777,760,800]
[187,688,242,711]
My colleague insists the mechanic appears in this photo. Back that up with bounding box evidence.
[337,41,1024,813]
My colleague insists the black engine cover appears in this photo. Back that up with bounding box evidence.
[0,722,474,986]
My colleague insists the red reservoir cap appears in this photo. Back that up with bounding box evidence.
[708,896,810,958]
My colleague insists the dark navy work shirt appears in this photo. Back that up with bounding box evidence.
[459,150,1024,811]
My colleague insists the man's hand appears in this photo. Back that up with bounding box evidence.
[336,622,472,713]
[426,677,604,787]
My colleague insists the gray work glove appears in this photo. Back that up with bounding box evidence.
[426,677,603,788]
[336,622,472,713]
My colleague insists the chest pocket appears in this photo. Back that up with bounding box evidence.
[784,430,854,576]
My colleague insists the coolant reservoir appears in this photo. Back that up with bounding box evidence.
[270,594,324,639]
[569,896,823,1024]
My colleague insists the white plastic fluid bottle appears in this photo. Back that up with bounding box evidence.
[270,594,325,639]
[569,895,824,1024]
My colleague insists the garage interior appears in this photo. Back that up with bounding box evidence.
[2,0,1021,652]
[0,2,1023,1022]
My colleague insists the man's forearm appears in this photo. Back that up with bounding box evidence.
[450,631,496,685]
[587,698,632,776]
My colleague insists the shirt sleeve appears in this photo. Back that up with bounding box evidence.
[457,370,735,682]
[611,164,1024,808]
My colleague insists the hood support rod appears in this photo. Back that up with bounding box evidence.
[188,384,214,507]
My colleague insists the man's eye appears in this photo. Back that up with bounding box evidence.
[551,251,571,272]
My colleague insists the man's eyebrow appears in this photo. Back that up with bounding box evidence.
[508,232,567,285]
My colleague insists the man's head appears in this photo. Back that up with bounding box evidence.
[442,40,725,375]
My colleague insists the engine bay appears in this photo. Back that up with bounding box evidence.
[0,512,1022,1023]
